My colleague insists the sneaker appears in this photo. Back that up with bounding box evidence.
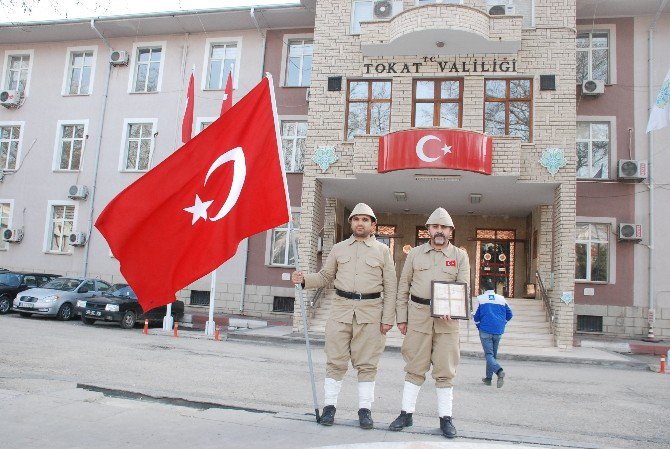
[440,416,457,439]
[496,369,505,388]
[389,411,413,431]
[358,408,373,429]
[482,377,492,386]
[320,405,336,426]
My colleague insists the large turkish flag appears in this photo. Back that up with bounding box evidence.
[96,77,290,311]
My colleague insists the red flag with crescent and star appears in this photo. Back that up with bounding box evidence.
[221,71,233,115]
[95,77,290,311]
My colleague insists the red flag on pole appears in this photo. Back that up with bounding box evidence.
[96,77,290,311]
[221,71,233,115]
[181,73,195,143]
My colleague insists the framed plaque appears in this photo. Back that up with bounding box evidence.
[430,281,469,319]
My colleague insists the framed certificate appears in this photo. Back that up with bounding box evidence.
[430,281,469,319]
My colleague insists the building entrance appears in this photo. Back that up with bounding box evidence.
[474,229,516,297]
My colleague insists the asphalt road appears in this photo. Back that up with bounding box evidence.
[1,313,668,449]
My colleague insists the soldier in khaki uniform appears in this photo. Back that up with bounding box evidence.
[388,207,470,439]
[291,203,397,429]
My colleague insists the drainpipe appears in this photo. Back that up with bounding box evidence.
[82,19,113,277]
[645,0,669,341]
[239,7,268,313]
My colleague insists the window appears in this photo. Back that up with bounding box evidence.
[270,212,299,266]
[577,315,603,333]
[190,290,210,306]
[286,39,312,87]
[0,124,21,170]
[54,122,87,171]
[0,202,10,251]
[575,223,609,282]
[96,280,111,291]
[484,78,532,143]
[272,296,295,313]
[376,225,396,257]
[577,31,609,84]
[413,79,463,128]
[417,0,461,4]
[130,43,165,93]
[205,41,238,90]
[281,121,307,172]
[47,204,75,253]
[80,280,95,292]
[346,80,392,140]
[64,49,94,95]
[4,53,31,93]
[351,1,374,34]
[120,120,157,172]
[577,122,609,179]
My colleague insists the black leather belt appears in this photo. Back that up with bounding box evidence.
[336,289,381,300]
[410,295,431,306]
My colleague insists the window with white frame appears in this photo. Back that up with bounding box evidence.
[122,121,156,172]
[65,50,94,95]
[270,212,299,266]
[577,31,609,84]
[351,1,374,34]
[55,122,86,171]
[47,204,75,253]
[206,42,238,90]
[281,121,307,172]
[0,202,10,251]
[286,39,313,87]
[5,53,30,92]
[132,46,163,93]
[0,124,21,171]
[575,223,609,282]
[577,122,609,179]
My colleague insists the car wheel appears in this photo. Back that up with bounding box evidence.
[19,312,32,318]
[82,317,95,325]
[56,303,73,321]
[0,295,11,314]
[120,310,137,329]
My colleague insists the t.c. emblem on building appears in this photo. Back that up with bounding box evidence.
[312,145,339,172]
[539,147,567,177]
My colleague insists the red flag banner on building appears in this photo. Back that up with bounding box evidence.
[221,71,233,115]
[181,73,195,143]
[96,77,290,311]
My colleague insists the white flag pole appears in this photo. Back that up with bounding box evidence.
[266,71,320,423]
[205,269,217,336]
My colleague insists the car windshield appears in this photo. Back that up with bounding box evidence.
[0,273,21,287]
[42,278,82,291]
[107,284,137,299]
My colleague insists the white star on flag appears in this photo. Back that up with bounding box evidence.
[183,195,213,225]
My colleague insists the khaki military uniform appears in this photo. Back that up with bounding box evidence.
[305,235,397,382]
[397,242,470,388]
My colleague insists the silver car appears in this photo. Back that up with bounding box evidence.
[13,277,112,321]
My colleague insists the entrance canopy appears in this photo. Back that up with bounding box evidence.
[319,170,557,216]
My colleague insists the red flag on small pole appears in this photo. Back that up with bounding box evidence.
[221,70,233,116]
[181,72,195,143]
[96,76,290,311]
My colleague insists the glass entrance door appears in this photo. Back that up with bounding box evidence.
[475,229,516,297]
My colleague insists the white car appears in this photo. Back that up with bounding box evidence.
[13,277,112,321]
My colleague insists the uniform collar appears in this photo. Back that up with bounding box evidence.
[347,234,376,247]
[422,241,452,256]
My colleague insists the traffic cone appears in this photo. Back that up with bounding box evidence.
[215,326,220,341]
[660,355,666,374]
[173,321,179,337]
[143,319,149,335]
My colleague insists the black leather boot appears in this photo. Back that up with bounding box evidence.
[440,416,457,438]
[358,408,373,429]
[389,411,413,431]
[320,405,336,426]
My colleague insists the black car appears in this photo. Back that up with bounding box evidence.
[0,272,60,314]
[77,284,184,329]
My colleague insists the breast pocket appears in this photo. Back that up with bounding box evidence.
[414,261,431,272]
[365,257,382,275]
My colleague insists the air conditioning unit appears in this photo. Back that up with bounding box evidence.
[617,160,648,181]
[68,184,89,200]
[0,90,21,108]
[305,88,310,103]
[582,79,605,95]
[618,223,642,242]
[109,50,129,66]
[489,4,516,15]
[2,228,23,243]
[317,235,323,253]
[373,0,393,18]
[69,232,87,246]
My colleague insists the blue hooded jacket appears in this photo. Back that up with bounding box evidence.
[473,290,513,335]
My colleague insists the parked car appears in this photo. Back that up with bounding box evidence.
[13,277,112,320]
[0,272,60,314]
[77,283,184,329]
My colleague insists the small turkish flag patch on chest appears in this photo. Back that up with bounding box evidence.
[445,260,456,267]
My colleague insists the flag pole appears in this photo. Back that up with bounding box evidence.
[205,269,217,336]
[265,71,320,423]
